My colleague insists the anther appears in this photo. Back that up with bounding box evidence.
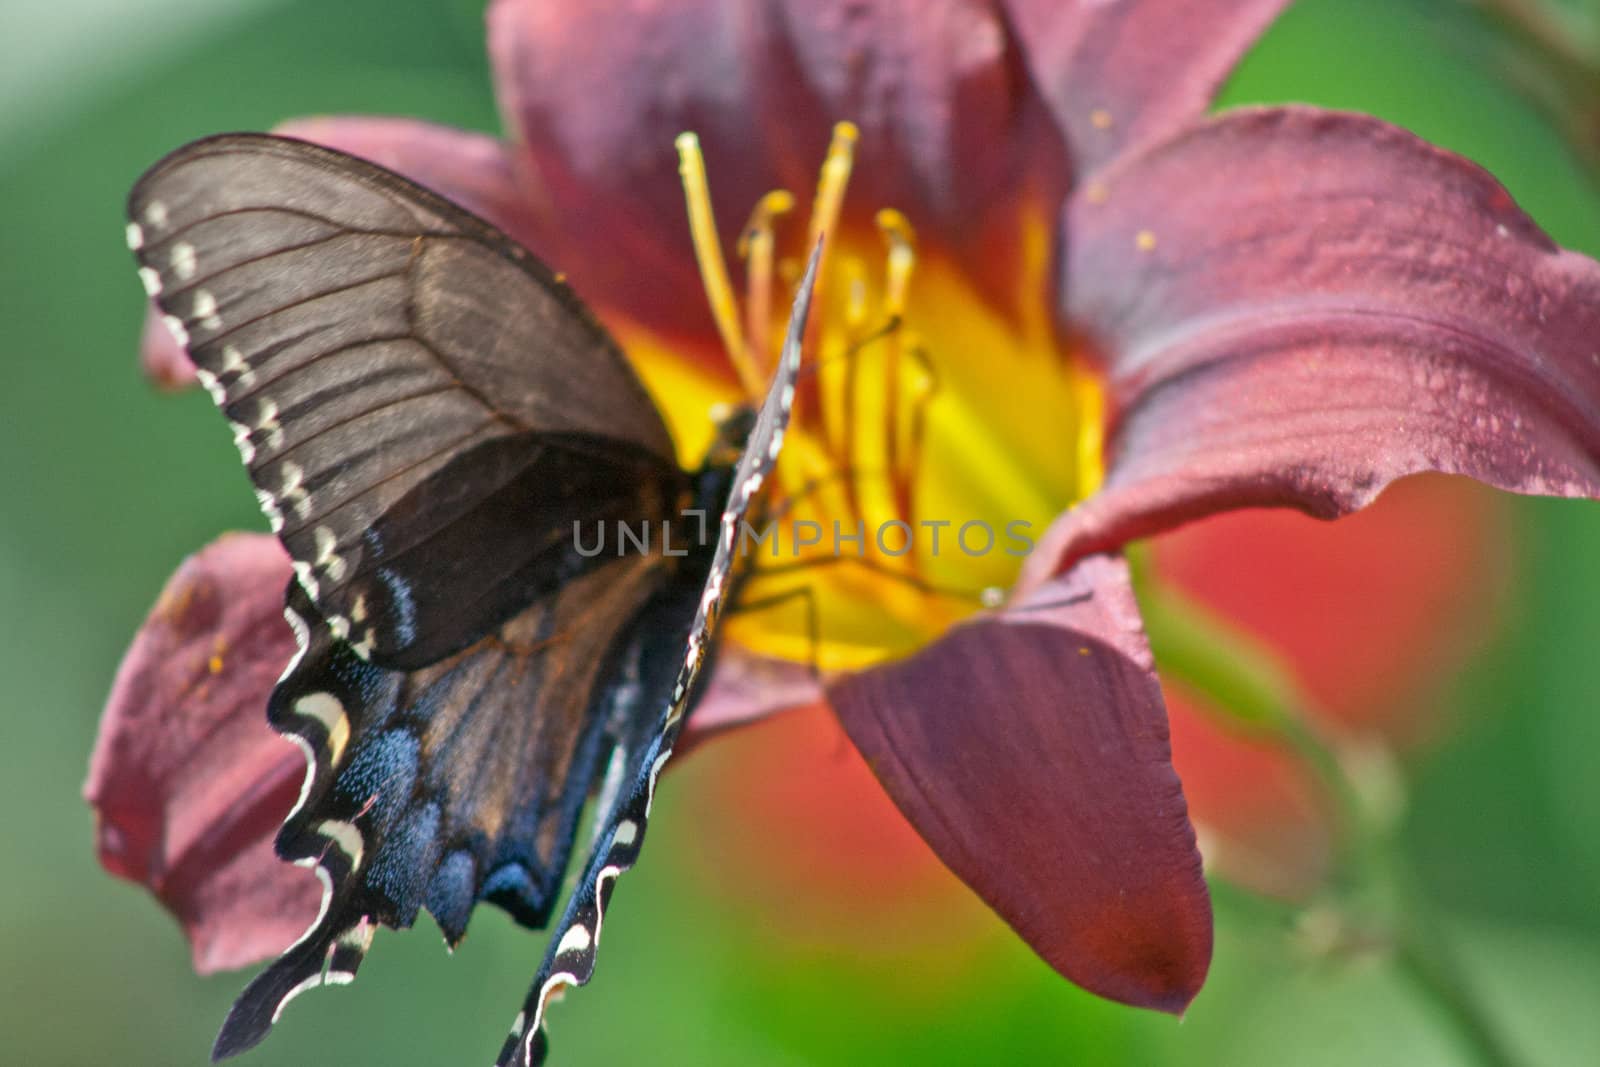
[737,189,796,378]
[807,122,859,259]
[676,132,767,400]
[875,209,918,320]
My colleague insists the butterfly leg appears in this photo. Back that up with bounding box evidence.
[728,583,824,681]
[747,552,984,605]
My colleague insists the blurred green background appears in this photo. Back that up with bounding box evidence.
[4,0,1599,1064]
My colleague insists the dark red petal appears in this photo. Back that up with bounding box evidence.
[1029,106,1600,583]
[487,0,1068,338]
[1001,0,1289,177]
[682,651,822,753]
[135,118,550,392]
[84,534,317,974]
[828,554,1211,1014]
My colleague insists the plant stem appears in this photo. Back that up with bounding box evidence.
[1385,866,1521,1067]
[1131,556,1520,1067]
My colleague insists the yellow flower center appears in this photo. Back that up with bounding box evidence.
[634,123,1106,671]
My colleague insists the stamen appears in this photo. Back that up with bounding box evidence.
[896,340,940,553]
[737,189,796,379]
[835,257,870,520]
[875,209,917,320]
[807,122,859,254]
[676,132,766,400]
[800,122,861,461]
[875,209,918,530]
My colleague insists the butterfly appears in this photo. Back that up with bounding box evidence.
[126,133,816,1067]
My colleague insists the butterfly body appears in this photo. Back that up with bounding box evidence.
[127,133,816,1066]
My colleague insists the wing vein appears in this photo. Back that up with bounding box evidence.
[190,270,411,348]
[268,382,469,469]
[223,334,415,407]
[280,418,499,539]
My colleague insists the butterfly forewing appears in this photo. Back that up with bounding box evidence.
[128,134,681,667]
[499,245,820,1067]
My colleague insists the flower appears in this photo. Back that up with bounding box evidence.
[91,0,1600,1026]
[690,474,1513,932]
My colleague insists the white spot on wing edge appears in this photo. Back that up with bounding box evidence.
[293,691,351,766]
[137,266,162,296]
[554,924,592,957]
[195,367,227,407]
[292,559,321,602]
[612,819,638,848]
[193,288,222,331]
[314,526,347,582]
[270,973,324,1025]
[275,606,346,968]
[283,861,334,953]
[229,421,256,465]
[283,731,320,826]
[526,864,624,1050]
[645,750,672,814]
[318,819,365,868]
[256,488,285,533]
[279,462,311,520]
[171,241,197,280]
[161,313,189,347]
[337,918,375,953]
[280,604,310,680]
[125,221,144,250]
[220,344,255,387]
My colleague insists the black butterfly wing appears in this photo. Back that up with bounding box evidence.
[213,552,670,1059]
[127,134,681,669]
[497,245,821,1067]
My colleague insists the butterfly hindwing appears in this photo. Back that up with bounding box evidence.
[127,134,682,669]
[213,553,670,1059]
[498,246,820,1067]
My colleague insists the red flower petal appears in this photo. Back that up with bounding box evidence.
[682,651,821,752]
[829,554,1211,1014]
[271,117,551,253]
[84,534,317,974]
[1001,0,1289,177]
[1028,106,1600,584]
[140,302,197,389]
[487,0,1069,339]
